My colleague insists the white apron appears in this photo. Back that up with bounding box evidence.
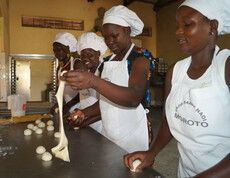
[79,69,102,134]
[166,46,230,177]
[58,57,80,113]
[99,43,149,153]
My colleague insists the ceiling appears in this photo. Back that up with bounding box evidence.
[123,0,181,11]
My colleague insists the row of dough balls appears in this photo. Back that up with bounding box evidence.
[24,119,61,161]
[24,119,54,136]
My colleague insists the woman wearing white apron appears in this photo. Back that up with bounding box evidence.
[66,32,107,134]
[124,0,230,176]
[62,6,155,153]
[50,32,80,116]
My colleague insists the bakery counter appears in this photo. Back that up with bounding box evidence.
[0,119,164,178]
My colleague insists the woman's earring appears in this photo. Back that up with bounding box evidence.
[67,53,70,58]
[210,31,214,36]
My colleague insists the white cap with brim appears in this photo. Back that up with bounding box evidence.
[53,32,77,52]
[76,32,107,57]
[179,0,230,35]
[103,5,144,37]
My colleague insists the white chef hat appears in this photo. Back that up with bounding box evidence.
[53,32,77,52]
[103,5,144,37]
[76,32,108,57]
[179,0,230,35]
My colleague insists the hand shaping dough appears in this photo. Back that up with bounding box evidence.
[47,120,54,126]
[42,152,52,161]
[24,129,32,136]
[51,71,70,162]
[36,146,46,154]
[130,159,142,172]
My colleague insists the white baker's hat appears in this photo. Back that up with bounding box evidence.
[76,32,107,57]
[179,0,230,35]
[103,5,144,37]
[53,32,77,52]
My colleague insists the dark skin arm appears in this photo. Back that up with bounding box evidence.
[67,115,101,129]
[61,55,150,107]
[193,56,230,178]
[123,64,174,172]
[65,101,101,128]
[63,93,80,116]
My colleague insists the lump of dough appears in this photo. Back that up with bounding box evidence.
[47,125,54,131]
[36,146,46,154]
[38,122,46,128]
[130,159,142,172]
[35,119,41,124]
[24,129,32,136]
[36,128,43,135]
[55,108,59,113]
[42,152,52,161]
[27,123,34,129]
[54,132,61,138]
[47,120,54,126]
[32,126,38,131]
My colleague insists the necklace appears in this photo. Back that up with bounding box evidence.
[61,58,71,69]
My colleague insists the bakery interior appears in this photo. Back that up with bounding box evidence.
[0,0,230,177]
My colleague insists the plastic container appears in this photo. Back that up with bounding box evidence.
[7,94,27,117]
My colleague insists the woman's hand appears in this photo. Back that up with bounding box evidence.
[65,109,85,129]
[61,70,95,90]
[123,151,155,172]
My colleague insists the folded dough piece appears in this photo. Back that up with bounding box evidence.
[51,71,70,162]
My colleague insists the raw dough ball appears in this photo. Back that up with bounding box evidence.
[35,119,41,124]
[27,123,34,129]
[54,132,61,138]
[38,122,46,128]
[130,159,142,172]
[24,129,32,136]
[55,108,59,113]
[32,126,38,131]
[47,125,54,131]
[47,120,54,126]
[36,128,43,135]
[36,146,46,154]
[42,152,52,161]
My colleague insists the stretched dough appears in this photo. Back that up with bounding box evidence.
[130,159,142,172]
[51,71,70,162]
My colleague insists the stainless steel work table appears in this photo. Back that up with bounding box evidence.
[0,119,164,178]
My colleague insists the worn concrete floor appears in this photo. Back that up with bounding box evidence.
[148,107,179,178]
